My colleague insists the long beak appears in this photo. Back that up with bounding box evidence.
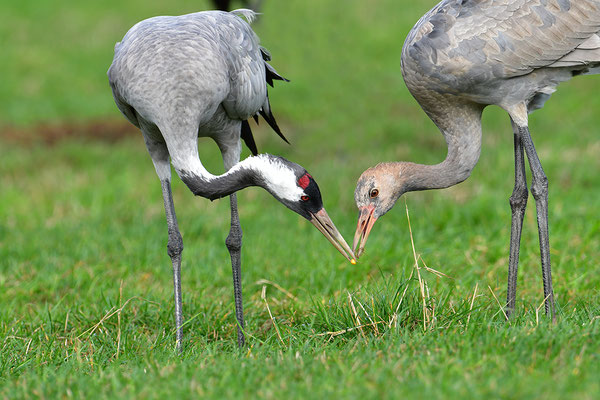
[309,208,356,264]
[353,205,377,258]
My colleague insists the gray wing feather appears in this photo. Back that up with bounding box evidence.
[403,0,600,87]
[472,0,600,76]
[548,33,600,67]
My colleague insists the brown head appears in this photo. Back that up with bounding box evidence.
[353,162,412,258]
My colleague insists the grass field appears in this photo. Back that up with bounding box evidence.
[1,0,600,398]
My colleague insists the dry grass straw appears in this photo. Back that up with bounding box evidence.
[404,198,432,331]
[316,321,386,338]
[466,283,478,329]
[255,279,297,301]
[347,292,366,339]
[76,296,142,340]
[488,285,510,323]
[535,293,553,326]
[261,285,285,346]
[116,280,123,359]
[355,293,379,336]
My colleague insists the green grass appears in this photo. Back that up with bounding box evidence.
[1,0,600,398]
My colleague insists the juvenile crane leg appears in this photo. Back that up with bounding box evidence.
[226,193,245,347]
[520,126,556,321]
[506,122,529,317]
[160,179,185,351]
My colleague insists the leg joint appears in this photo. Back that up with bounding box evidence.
[509,185,528,210]
[530,175,548,200]
[167,229,184,258]
[226,225,243,252]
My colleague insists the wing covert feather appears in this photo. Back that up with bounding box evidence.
[404,0,600,82]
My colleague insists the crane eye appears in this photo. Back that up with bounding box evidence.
[301,195,310,202]
[370,188,379,198]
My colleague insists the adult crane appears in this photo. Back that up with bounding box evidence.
[108,9,355,351]
[353,0,600,320]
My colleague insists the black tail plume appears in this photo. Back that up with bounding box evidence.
[262,48,289,87]
[260,96,289,145]
[241,120,258,155]
[265,63,289,87]
[259,47,289,144]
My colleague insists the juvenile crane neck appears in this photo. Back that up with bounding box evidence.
[402,98,484,193]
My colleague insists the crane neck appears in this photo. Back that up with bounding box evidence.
[402,98,484,193]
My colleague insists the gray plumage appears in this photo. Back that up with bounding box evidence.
[354,0,600,321]
[109,9,287,159]
[108,9,355,351]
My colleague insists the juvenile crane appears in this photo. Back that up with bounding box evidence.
[353,0,600,320]
[108,9,355,350]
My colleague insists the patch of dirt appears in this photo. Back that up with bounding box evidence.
[1,119,139,146]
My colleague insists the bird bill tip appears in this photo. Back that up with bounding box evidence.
[310,208,356,263]
[353,205,377,259]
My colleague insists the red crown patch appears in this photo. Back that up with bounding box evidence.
[298,173,311,189]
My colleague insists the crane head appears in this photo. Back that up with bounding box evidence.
[260,155,356,264]
[353,162,406,258]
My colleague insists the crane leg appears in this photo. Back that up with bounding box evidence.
[220,137,245,347]
[506,122,529,317]
[143,130,185,352]
[160,179,185,351]
[226,193,245,347]
[520,126,556,322]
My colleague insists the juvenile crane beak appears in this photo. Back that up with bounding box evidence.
[353,205,377,258]
[309,208,356,264]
